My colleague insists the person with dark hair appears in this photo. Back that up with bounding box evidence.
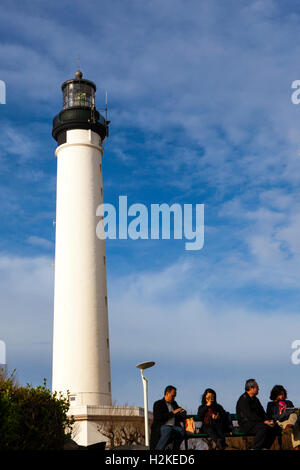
[197,388,228,450]
[267,385,300,450]
[150,385,186,450]
[236,379,277,450]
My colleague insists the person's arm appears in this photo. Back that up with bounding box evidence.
[287,400,294,408]
[236,395,259,423]
[197,405,208,421]
[173,401,186,420]
[217,404,226,422]
[257,400,268,421]
[257,400,274,426]
[153,400,175,423]
[266,402,275,420]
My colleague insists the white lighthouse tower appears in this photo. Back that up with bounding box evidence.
[52,70,112,417]
[52,71,150,448]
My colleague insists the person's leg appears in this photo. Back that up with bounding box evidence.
[202,424,226,450]
[278,413,297,430]
[291,425,300,450]
[263,426,278,450]
[171,425,185,450]
[276,420,284,430]
[155,425,173,450]
[277,414,300,449]
[245,422,268,450]
[214,422,227,449]
[202,424,218,441]
[271,423,283,449]
[288,414,300,449]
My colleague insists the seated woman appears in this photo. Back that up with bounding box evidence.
[266,385,300,450]
[197,388,228,450]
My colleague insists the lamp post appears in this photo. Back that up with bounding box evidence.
[136,361,155,447]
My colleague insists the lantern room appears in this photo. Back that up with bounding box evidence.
[62,70,96,109]
[52,70,109,144]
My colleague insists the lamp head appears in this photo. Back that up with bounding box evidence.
[136,361,155,371]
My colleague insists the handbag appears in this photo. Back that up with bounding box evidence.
[185,417,196,433]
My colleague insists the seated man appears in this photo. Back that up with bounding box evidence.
[150,385,186,450]
[236,378,277,450]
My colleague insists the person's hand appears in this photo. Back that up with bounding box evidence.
[212,413,219,420]
[173,408,183,414]
[264,420,275,427]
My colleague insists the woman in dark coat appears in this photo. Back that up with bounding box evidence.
[267,385,300,450]
[197,388,228,450]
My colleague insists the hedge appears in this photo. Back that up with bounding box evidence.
[0,369,74,450]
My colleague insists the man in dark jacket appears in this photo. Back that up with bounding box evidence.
[150,385,186,450]
[236,378,277,450]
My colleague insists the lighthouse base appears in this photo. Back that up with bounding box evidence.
[68,405,152,448]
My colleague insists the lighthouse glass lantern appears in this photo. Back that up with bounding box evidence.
[62,70,95,109]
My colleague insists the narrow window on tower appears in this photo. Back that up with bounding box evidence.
[103,255,106,266]
[101,187,103,199]
[107,338,109,348]
[105,295,108,307]
[108,382,111,393]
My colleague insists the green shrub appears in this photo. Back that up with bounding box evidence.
[0,369,74,450]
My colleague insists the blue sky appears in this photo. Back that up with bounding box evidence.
[1,0,300,413]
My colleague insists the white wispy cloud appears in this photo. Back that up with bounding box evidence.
[27,236,53,250]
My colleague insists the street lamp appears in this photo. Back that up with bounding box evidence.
[136,361,155,447]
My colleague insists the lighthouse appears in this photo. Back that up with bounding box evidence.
[52,70,112,410]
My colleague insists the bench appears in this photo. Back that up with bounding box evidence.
[184,414,282,450]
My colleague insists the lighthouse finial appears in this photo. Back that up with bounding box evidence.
[75,69,83,79]
[75,53,83,79]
